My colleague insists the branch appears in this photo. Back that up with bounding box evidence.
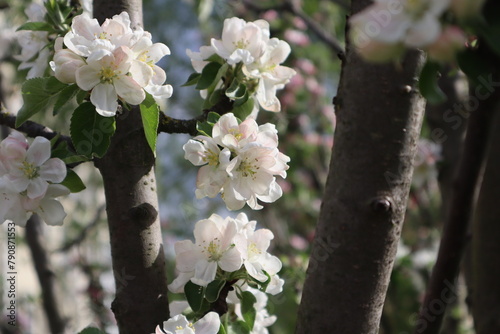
[0,109,72,147]
[57,205,106,252]
[241,0,345,59]
[158,96,234,135]
[25,215,67,334]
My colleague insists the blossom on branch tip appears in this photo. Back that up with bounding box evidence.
[155,312,220,334]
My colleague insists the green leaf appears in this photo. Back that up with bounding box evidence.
[196,121,213,137]
[54,84,81,115]
[139,93,160,155]
[76,89,89,104]
[457,49,493,87]
[232,98,254,120]
[218,323,227,334]
[240,291,257,330]
[196,62,223,90]
[206,280,226,303]
[70,102,116,158]
[418,61,446,104]
[16,77,70,127]
[77,327,106,334]
[17,21,53,31]
[60,169,86,193]
[207,111,221,125]
[225,79,247,100]
[228,321,251,334]
[184,281,205,312]
[62,155,90,165]
[182,72,201,87]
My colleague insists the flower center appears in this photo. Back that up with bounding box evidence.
[237,157,259,178]
[234,39,249,49]
[99,66,118,84]
[207,240,223,261]
[175,322,195,332]
[203,148,219,166]
[20,160,39,179]
[248,242,262,258]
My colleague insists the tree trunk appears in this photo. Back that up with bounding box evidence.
[472,109,500,333]
[93,1,169,333]
[295,1,425,332]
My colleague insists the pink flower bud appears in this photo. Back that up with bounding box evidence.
[51,49,86,84]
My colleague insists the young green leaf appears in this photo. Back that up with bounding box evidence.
[17,21,53,32]
[60,169,86,193]
[139,93,160,155]
[225,79,247,100]
[16,77,69,126]
[184,281,206,312]
[70,102,116,158]
[228,321,251,334]
[232,98,254,120]
[240,291,257,330]
[54,84,81,115]
[418,61,446,104]
[182,72,201,87]
[207,111,221,125]
[197,121,213,137]
[206,280,226,303]
[197,62,223,90]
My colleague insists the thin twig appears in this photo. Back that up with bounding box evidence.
[57,205,106,252]
[25,215,67,334]
[241,0,345,59]
[414,89,499,334]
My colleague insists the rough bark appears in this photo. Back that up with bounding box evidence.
[93,1,169,333]
[295,1,426,332]
[25,215,66,334]
[472,110,500,333]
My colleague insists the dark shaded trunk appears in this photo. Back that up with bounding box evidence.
[472,109,500,333]
[25,215,66,334]
[295,0,425,332]
[93,1,169,333]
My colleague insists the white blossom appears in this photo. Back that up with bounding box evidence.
[155,312,220,334]
[211,17,270,65]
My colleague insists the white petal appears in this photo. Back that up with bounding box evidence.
[194,312,221,333]
[76,65,101,91]
[90,84,119,117]
[192,260,217,286]
[39,158,66,183]
[36,198,67,225]
[26,178,48,199]
[26,137,50,166]
[114,76,146,105]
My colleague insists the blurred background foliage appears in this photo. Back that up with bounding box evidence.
[0,0,474,333]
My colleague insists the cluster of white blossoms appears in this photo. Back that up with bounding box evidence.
[155,312,220,334]
[348,0,478,62]
[187,17,296,113]
[0,131,68,226]
[50,12,172,116]
[15,3,51,79]
[169,213,284,296]
[183,113,290,210]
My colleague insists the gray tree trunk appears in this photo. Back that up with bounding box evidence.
[472,109,500,333]
[295,0,425,332]
[93,1,169,333]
